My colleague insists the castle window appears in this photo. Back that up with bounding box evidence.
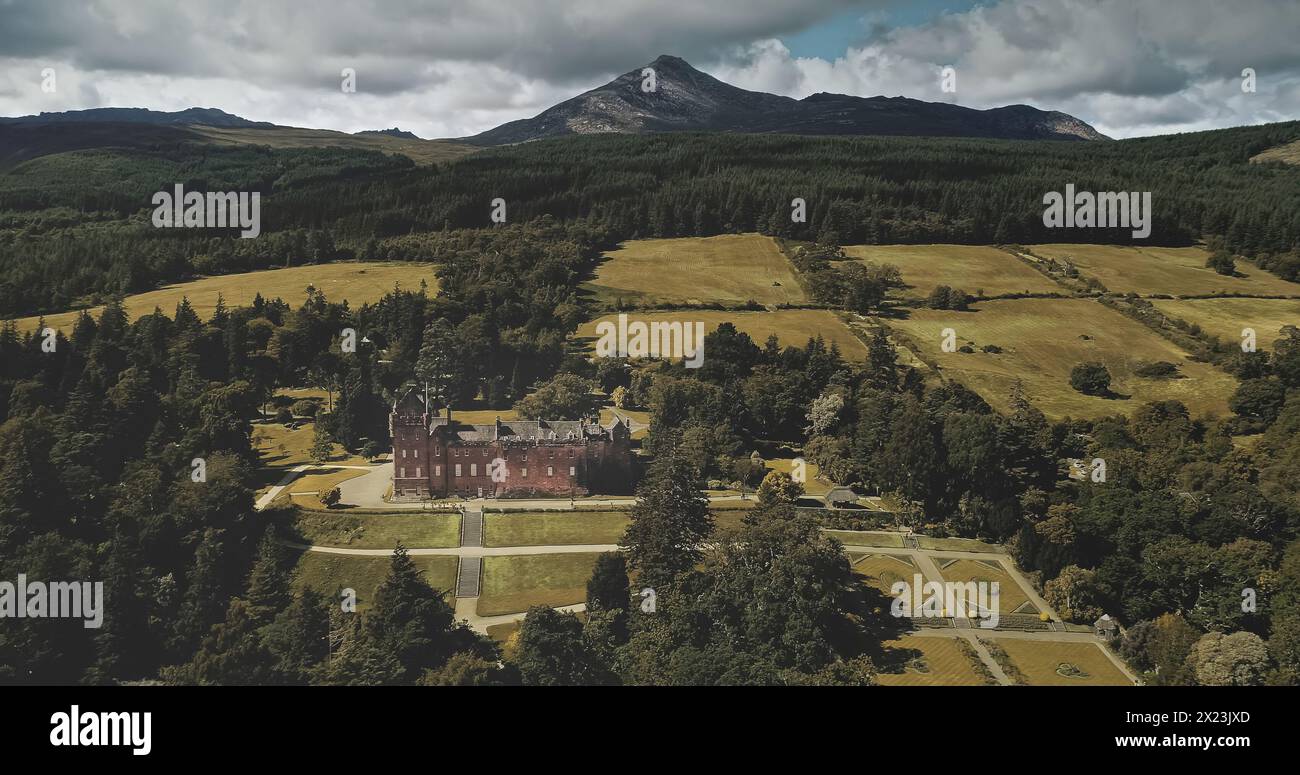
[416,467,421,478]
[569,448,574,458]
[401,449,407,459]
[483,449,489,457]
[569,466,575,477]
[470,463,477,477]
[547,466,554,477]
[455,464,462,477]
[435,465,441,476]
[400,467,406,478]
[414,449,419,459]
[521,467,528,478]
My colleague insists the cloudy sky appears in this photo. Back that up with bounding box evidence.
[1,0,1297,139]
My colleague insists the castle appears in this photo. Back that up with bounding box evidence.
[389,388,635,500]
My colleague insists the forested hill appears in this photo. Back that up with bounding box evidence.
[2,120,1299,319]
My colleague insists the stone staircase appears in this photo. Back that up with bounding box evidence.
[456,556,482,598]
[461,508,484,548]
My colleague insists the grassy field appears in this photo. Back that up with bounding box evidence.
[852,553,919,597]
[915,536,1004,553]
[1030,244,1300,296]
[10,262,439,333]
[988,638,1132,686]
[478,553,600,616]
[935,558,1035,615]
[1151,297,1300,348]
[877,635,989,686]
[577,309,869,360]
[844,244,1061,299]
[291,551,458,610]
[1252,139,1300,166]
[483,511,629,547]
[193,125,477,166]
[887,298,1238,419]
[825,531,906,548]
[286,468,370,496]
[252,419,372,494]
[585,234,806,307]
[766,455,832,496]
[289,509,461,549]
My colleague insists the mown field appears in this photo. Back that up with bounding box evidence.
[935,558,1035,615]
[584,234,806,307]
[478,553,600,616]
[876,635,990,686]
[577,309,869,360]
[1030,244,1300,296]
[886,298,1238,419]
[852,553,920,597]
[290,551,459,610]
[844,244,1061,299]
[988,638,1132,686]
[1151,297,1300,348]
[484,511,628,547]
[9,261,438,333]
[289,509,462,549]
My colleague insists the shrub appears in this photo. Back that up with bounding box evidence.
[1069,362,1112,396]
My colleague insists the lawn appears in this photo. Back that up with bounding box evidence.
[843,244,1061,299]
[289,509,462,549]
[290,551,458,610]
[483,511,629,547]
[576,309,869,361]
[478,553,601,616]
[1029,244,1300,297]
[916,536,1003,553]
[1151,297,1300,349]
[286,467,370,496]
[766,455,832,496]
[987,638,1132,686]
[825,530,906,548]
[852,553,920,597]
[10,262,439,333]
[886,298,1238,419]
[585,234,806,307]
[876,635,989,686]
[935,559,1036,615]
[252,419,372,495]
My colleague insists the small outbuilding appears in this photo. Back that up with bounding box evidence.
[824,487,859,509]
[1094,614,1120,641]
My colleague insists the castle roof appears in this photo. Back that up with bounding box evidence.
[392,386,626,443]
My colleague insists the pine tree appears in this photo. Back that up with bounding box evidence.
[246,529,292,624]
[620,455,712,589]
[366,544,460,680]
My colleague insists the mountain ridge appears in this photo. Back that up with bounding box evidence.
[461,54,1109,145]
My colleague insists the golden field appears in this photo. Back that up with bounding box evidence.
[886,298,1238,419]
[585,234,806,307]
[10,262,438,333]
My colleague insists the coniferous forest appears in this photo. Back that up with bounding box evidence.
[2,118,1300,687]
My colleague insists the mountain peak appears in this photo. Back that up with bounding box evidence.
[459,56,1108,145]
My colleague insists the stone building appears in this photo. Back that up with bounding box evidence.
[389,388,635,499]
